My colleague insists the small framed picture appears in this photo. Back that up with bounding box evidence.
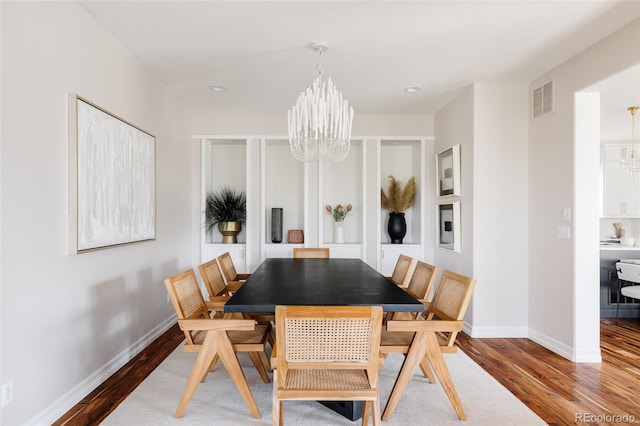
[436,144,461,197]
[437,201,461,252]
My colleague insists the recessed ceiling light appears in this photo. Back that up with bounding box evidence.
[209,85,226,92]
[404,87,421,93]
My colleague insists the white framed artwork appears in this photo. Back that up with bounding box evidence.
[437,201,461,252]
[69,94,156,253]
[436,144,461,197]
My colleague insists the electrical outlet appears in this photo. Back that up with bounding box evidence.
[2,380,14,406]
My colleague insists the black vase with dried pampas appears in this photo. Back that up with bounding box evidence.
[381,175,415,244]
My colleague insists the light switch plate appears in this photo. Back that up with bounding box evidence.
[563,207,571,221]
[557,226,571,239]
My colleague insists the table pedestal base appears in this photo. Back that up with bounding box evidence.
[319,401,363,421]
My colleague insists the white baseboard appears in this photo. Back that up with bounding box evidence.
[27,315,177,426]
[527,327,574,361]
[572,348,602,363]
[466,324,602,363]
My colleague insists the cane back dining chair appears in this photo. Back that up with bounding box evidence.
[387,254,416,288]
[199,257,275,339]
[387,261,438,321]
[379,269,476,420]
[164,269,271,418]
[292,247,330,258]
[197,258,232,317]
[381,269,476,360]
[382,319,466,421]
[272,305,384,426]
[217,251,250,293]
[424,269,477,350]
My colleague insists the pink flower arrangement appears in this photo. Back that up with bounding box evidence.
[325,204,352,222]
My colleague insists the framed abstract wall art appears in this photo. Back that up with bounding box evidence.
[69,94,156,253]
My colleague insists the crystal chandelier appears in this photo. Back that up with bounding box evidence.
[620,106,640,174]
[288,42,354,162]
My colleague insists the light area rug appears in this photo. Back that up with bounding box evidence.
[101,344,546,425]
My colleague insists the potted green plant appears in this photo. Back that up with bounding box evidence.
[205,187,246,243]
[381,175,415,244]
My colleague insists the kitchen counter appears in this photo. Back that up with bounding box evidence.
[600,239,640,250]
[600,245,640,251]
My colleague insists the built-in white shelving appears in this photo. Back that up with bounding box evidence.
[198,136,431,274]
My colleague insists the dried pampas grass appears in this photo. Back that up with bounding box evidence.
[381,175,415,212]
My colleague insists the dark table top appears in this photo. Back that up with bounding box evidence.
[224,258,424,313]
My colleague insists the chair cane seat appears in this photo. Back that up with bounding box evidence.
[284,369,372,390]
[228,325,270,344]
[191,325,269,345]
[380,329,414,347]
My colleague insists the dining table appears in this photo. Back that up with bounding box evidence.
[223,257,426,421]
[224,257,425,313]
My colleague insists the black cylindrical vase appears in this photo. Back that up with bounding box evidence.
[271,208,283,243]
[388,212,406,244]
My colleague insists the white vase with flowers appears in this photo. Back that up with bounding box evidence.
[325,203,352,244]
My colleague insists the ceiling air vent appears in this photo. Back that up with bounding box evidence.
[533,80,553,119]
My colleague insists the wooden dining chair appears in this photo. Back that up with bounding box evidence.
[197,258,232,317]
[272,305,383,426]
[292,247,330,258]
[387,261,438,321]
[387,254,416,288]
[423,269,477,350]
[380,269,476,419]
[164,269,271,418]
[217,251,250,293]
[382,319,466,421]
[199,257,275,342]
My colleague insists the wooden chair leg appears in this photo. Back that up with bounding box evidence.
[362,401,370,426]
[247,351,270,383]
[258,349,272,372]
[382,331,427,420]
[422,331,466,420]
[175,330,219,417]
[418,356,436,384]
[216,330,261,419]
[373,391,382,426]
[206,354,220,379]
[272,375,281,426]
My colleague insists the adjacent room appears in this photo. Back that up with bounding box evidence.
[2,1,639,425]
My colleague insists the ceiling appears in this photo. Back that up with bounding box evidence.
[78,0,639,120]
[590,64,640,143]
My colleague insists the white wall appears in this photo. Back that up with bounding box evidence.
[192,111,434,137]
[472,83,529,336]
[529,18,640,361]
[0,3,195,424]
[434,87,474,279]
[434,84,529,337]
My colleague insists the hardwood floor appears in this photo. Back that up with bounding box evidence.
[54,319,640,425]
[457,318,640,425]
[53,324,184,426]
